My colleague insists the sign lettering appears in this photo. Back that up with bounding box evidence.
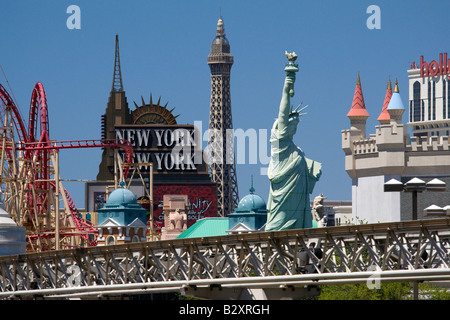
[114,125,204,173]
[420,53,450,78]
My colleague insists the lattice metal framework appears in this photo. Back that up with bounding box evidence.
[207,17,239,216]
[112,34,123,92]
[2,218,450,299]
[0,82,133,252]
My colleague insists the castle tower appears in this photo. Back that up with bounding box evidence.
[387,79,405,125]
[376,79,407,175]
[97,35,132,181]
[346,73,370,139]
[377,78,392,124]
[207,17,239,217]
[342,74,370,179]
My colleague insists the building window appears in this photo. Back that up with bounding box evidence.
[428,81,431,121]
[421,100,425,121]
[448,78,450,119]
[433,81,436,120]
[444,80,447,119]
[413,81,421,122]
[409,100,413,122]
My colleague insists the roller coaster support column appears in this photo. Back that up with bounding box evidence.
[113,148,124,187]
[149,163,154,239]
[54,149,60,250]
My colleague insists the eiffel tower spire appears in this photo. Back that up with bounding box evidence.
[112,34,123,92]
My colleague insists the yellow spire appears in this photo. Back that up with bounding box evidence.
[387,76,392,91]
[394,78,399,93]
[357,72,361,86]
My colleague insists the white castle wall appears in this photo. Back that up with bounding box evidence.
[352,175,401,223]
[343,123,450,223]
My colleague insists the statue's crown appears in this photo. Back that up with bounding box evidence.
[289,103,308,118]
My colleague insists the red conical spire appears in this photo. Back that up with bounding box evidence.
[377,77,392,123]
[347,73,370,118]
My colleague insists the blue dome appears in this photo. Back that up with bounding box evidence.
[97,185,147,227]
[107,187,138,205]
[228,180,267,232]
[236,193,267,213]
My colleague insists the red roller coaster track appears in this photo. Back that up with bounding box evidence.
[0,82,133,251]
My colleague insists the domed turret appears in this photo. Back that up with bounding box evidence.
[0,203,18,226]
[106,185,138,206]
[235,184,267,214]
[0,202,26,256]
[96,183,148,245]
[228,177,267,233]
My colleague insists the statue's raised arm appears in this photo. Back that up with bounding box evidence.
[277,71,296,131]
[277,51,303,133]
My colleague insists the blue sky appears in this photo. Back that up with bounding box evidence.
[1,1,449,209]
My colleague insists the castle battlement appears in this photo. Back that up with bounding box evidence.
[345,133,450,155]
[352,137,378,155]
[345,126,450,157]
[343,125,406,157]
[406,135,450,152]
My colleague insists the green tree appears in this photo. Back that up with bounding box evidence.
[418,282,450,300]
[316,282,411,300]
[314,281,450,300]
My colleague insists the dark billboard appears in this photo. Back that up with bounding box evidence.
[114,124,208,175]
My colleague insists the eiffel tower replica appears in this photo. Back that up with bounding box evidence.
[207,17,239,216]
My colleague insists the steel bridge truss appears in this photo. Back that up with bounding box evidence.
[1,218,450,299]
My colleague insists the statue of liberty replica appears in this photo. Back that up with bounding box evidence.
[265,51,322,231]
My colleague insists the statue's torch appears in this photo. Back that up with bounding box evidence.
[285,51,299,97]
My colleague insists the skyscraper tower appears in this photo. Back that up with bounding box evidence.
[97,34,131,181]
[207,17,239,217]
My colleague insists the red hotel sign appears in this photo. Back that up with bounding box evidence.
[420,53,450,78]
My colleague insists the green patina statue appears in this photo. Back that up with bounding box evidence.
[265,51,322,231]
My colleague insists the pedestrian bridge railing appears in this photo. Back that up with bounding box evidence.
[1,218,450,299]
